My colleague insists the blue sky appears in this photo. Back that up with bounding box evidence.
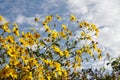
[0,0,120,71]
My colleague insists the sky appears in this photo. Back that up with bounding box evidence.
[0,0,120,71]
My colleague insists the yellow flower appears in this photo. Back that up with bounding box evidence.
[60,31,67,39]
[97,48,102,54]
[0,15,6,23]
[92,43,97,50]
[47,75,52,80]
[33,66,45,80]
[2,23,11,33]
[12,26,20,36]
[7,47,19,58]
[22,66,30,72]
[75,56,79,61]
[62,24,67,30]
[0,36,4,43]
[27,39,34,46]
[58,70,62,76]
[22,72,33,80]
[17,46,25,54]
[19,38,28,47]
[98,54,102,60]
[51,30,59,39]
[56,14,62,20]
[91,23,97,29]
[42,21,48,26]
[53,71,57,78]
[9,58,20,66]
[46,15,53,22]
[63,50,69,57]
[95,28,99,33]
[40,41,45,46]
[65,61,70,67]
[9,69,18,79]
[61,69,68,79]
[25,32,33,39]
[54,62,61,71]
[21,55,29,65]
[35,17,40,22]
[81,48,85,51]
[95,33,99,37]
[75,56,81,67]
[87,49,93,56]
[0,65,17,79]
[73,63,77,71]
[13,23,18,27]
[5,35,15,44]
[28,57,38,67]
[59,51,64,56]
[30,27,35,31]
[70,14,76,21]
[79,21,89,27]
[43,25,51,32]
[83,21,89,27]
[80,32,85,36]
[87,34,92,40]
[68,30,72,36]
[34,32,40,39]
[52,45,64,56]
[76,50,82,55]
[79,22,84,28]
[22,32,26,38]
[0,66,10,78]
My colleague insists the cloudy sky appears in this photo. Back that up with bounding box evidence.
[0,0,120,70]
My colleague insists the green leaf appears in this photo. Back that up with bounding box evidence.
[106,63,110,65]
[48,51,53,59]
[52,43,60,47]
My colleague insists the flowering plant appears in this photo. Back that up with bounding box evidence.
[0,15,102,80]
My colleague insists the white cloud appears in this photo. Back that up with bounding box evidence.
[67,0,120,58]
[16,15,35,26]
[15,14,45,32]
[16,15,25,24]
[67,0,90,14]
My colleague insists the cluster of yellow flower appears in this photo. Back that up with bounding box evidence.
[0,15,102,79]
